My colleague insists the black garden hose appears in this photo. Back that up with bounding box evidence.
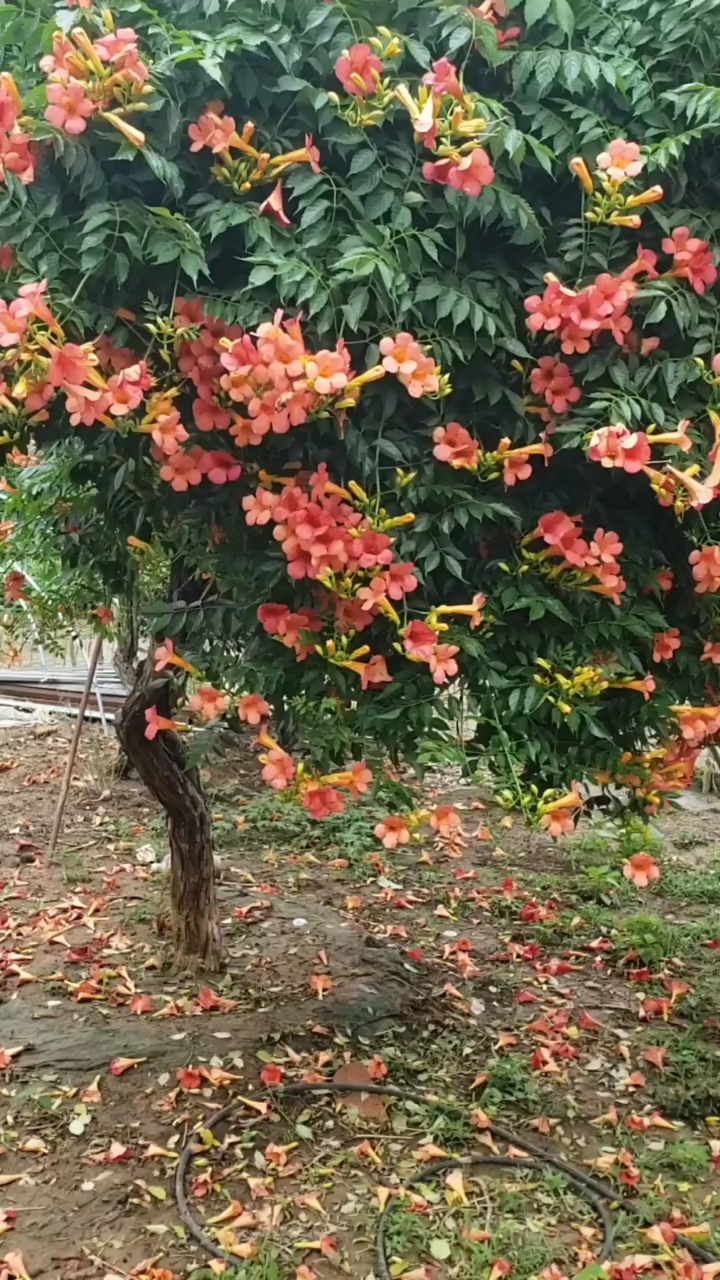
[174,1081,717,1274]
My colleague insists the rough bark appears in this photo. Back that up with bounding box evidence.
[116,655,223,971]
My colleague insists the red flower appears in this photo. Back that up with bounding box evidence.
[652,629,681,662]
[258,180,291,228]
[238,693,270,724]
[334,43,383,97]
[429,643,459,685]
[4,570,26,603]
[260,748,295,790]
[258,603,291,634]
[188,686,229,721]
[303,785,345,820]
[662,226,718,294]
[588,424,650,473]
[446,147,495,197]
[432,422,479,469]
[259,1063,284,1086]
[403,621,438,661]
[361,654,392,689]
[623,852,660,888]
[530,357,581,414]
[422,56,463,100]
[690,545,720,594]
[45,79,95,135]
[374,815,410,848]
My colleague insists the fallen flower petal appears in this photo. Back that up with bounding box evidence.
[109,1056,147,1076]
[643,1045,668,1071]
[309,974,333,999]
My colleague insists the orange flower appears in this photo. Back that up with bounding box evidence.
[258,180,291,228]
[539,810,576,838]
[623,852,660,888]
[260,747,295,791]
[153,638,198,675]
[188,686,230,721]
[90,605,114,625]
[238,693,270,725]
[374,815,410,849]
[144,707,186,740]
[652,628,680,662]
[429,805,461,837]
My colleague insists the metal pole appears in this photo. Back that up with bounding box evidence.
[48,633,103,856]
[86,639,109,734]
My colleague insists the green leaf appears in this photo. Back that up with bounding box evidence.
[249,264,275,286]
[524,0,552,28]
[343,286,369,330]
[443,553,466,581]
[349,150,376,175]
[552,0,575,37]
[430,1240,451,1261]
[141,148,184,200]
[535,48,562,93]
[644,298,667,324]
[404,35,431,68]
[364,187,395,220]
[562,50,583,90]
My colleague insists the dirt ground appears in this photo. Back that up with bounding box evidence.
[0,721,719,1280]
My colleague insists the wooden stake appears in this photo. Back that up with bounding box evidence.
[48,633,104,857]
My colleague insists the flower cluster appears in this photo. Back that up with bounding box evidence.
[248,465,486,689]
[525,511,626,605]
[145,642,377,821]
[250,463,418,638]
[394,59,496,200]
[188,103,320,225]
[432,421,552,487]
[536,785,583,838]
[380,332,445,398]
[256,726,374,819]
[0,281,108,427]
[569,138,664,230]
[0,73,37,185]
[330,30,402,127]
[673,705,720,747]
[588,413,720,516]
[335,44,384,98]
[40,22,151,146]
[169,302,433,460]
[599,739,699,814]
[526,231,715,360]
[524,251,657,355]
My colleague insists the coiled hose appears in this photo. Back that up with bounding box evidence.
[174,1081,717,1276]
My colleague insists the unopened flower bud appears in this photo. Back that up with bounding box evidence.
[569,156,594,195]
[625,185,663,209]
[606,213,642,228]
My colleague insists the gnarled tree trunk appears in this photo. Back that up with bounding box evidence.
[117,654,222,971]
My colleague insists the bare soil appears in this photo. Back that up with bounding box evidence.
[0,723,719,1280]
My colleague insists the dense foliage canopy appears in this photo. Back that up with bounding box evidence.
[3,0,720,836]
